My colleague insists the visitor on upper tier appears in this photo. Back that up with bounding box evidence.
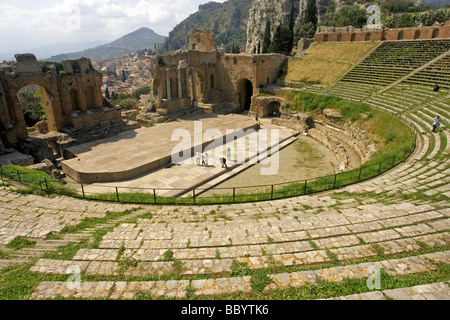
[433,83,440,92]
[432,115,440,133]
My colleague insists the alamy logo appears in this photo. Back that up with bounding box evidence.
[66,265,82,290]
[171,121,280,175]
[366,265,381,290]
[367,5,382,30]
[66,2,81,31]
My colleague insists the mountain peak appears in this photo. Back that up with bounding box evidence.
[46,27,165,62]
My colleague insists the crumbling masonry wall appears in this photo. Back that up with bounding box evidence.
[0,54,121,149]
[149,47,287,115]
[314,21,450,43]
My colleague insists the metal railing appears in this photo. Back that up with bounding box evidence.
[0,139,416,206]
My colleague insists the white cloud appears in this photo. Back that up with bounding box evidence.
[0,0,226,55]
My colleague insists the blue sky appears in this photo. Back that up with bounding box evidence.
[0,0,226,54]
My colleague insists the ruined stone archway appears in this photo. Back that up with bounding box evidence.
[70,88,81,113]
[267,101,280,117]
[16,85,49,128]
[5,77,61,139]
[237,78,253,112]
[0,54,121,148]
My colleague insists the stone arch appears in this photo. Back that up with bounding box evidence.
[46,140,62,158]
[414,29,421,40]
[432,28,439,39]
[69,88,81,113]
[267,101,280,117]
[195,70,205,103]
[16,85,47,127]
[351,33,356,42]
[365,33,371,41]
[323,34,329,42]
[9,78,60,135]
[337,34,342,42]
[398,30,404,40]
[210,73,215,89]
[85,86,96,109]
[237,78,253,112]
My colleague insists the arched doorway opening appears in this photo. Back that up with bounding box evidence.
[16,84,50,128]
[70,88,81,113]
[46,140,62,158]
[398,30,404,40]
[351,33,356,42]
[237,79,253,112]
[432,29,439,39]
[267,101,280,117]
[414,30,421,40]
[85,86,96,109]
[323,34,329,43]
[210,74,215,89]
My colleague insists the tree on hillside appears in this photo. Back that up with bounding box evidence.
[296,0,318,43]
[122,70,127,82]
[105,87,111,100]
[381,0,416,14]
[328,5,368,28]
[270,24,292,55]
[132,86,151,100]
[304,0,318,28]
[287,4,295,53]
[386,12,415,28]
[295,22,316,42]
[321,0,337,24]
[231,44,241,53]
[18,89,45,127]
[262,20,272,53]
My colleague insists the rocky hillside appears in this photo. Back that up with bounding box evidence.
[159,0,253,53]
[47,28,165,62]
[246,0,347,54]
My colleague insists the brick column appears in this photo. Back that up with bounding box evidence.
[165,69,171,100]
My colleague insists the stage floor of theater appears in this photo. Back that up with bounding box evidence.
[61,114,299,197]
[61,113,259,183]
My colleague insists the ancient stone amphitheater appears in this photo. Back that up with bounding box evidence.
[0,39,449,301]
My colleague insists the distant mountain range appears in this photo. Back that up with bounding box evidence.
[0,41,107,62]
[46,27,166,62]
[159,0,252,53]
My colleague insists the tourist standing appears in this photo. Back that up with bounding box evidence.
[195,152,201,166]
[432,115,440,133]
[220,157,227,168]
[201,153,206,166]
[226,147,231,161]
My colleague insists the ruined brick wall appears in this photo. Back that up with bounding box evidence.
[0,54,120,148]
[189,29,216,51]
[314,22,450,43]
[148,30,287,115]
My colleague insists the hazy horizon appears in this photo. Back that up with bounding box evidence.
[0,0,226,60]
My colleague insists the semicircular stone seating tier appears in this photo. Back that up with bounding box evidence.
[1,42,449,300]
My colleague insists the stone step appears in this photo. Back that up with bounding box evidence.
[327,282,450,300]
[28,251,450,300]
